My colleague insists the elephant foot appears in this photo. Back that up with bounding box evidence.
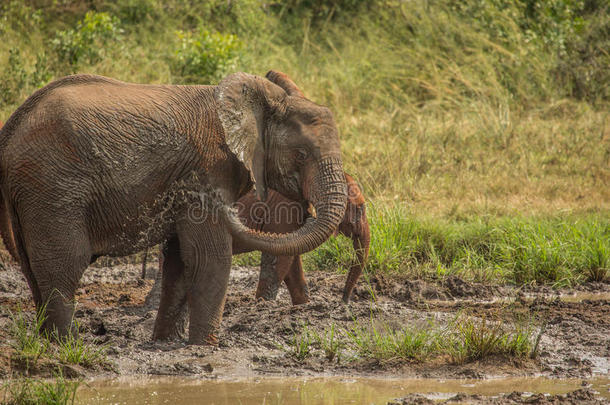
[187,333,218,346]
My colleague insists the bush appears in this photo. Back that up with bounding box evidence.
[0,48,27,105]
[171,29,242,84]
[52,11,123,67]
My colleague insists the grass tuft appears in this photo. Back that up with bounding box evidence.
[0,374,80,405]
[283,314,537,365]
[8,307,49,369]
[7,307,109,371]
[448,316,535,364]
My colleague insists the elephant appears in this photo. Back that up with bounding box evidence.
[0,70,347,344]
[234,172,369,304]
[155,172,369,306]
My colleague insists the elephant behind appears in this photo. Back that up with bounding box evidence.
[234,173,369,304]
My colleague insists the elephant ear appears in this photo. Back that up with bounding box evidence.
[265,70,305,98]
[215,72,286,201]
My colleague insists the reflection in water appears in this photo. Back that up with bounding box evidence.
[76,376,610,405]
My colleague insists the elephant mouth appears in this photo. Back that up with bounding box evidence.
[307,202,317,218]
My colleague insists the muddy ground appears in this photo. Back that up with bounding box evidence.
[0,259,608,403]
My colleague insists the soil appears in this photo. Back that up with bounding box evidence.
[0,259,608,404]
[390,387,608,405]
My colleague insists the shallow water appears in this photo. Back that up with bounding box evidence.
[75,376,610,404]
[557,291,610,303]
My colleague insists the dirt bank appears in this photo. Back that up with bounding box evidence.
[0,260,608,388]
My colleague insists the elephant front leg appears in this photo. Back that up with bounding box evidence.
[283,256,309,305]
[153,237,189,341]
[178,221,232,345]
[255,253,282,301]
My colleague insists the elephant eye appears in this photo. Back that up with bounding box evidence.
[295,148,309,161]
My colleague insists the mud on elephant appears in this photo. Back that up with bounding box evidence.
[0,71,347,344]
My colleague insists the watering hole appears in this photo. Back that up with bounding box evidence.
[75,376,610,404]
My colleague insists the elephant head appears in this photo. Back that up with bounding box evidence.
[215,71,347,256]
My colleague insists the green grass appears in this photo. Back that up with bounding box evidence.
[8,307,50,369]
[346,320,440,362]
[284,315,537,365]
[287,323,314,362]
[55,327,108,368]
[1,374,80,405]
[8,307,109,371]
[303,207,609,287]
[448,315,535,364]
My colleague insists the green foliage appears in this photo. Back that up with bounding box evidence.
[8,306,49,369]
[52,11,123,67]
[346,320,439,361]
[171,29,242,84]
[305,208,609,287]
[448,315,535,363]
[288,315,537,364]
[0,1,42,34]
[56,327,107,368]
[289,324,313,361]
[114,0,158,24]
[8,307,109,372]
[1,374,80,405]
[314,323,345,362]
[273,0,367,22]
[0,48,28,105]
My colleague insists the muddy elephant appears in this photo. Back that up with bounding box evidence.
[235,172,369,304]
[0,71,347,344]
[156,173,369,306]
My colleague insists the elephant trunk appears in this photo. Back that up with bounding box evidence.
[342,217,370,303]
[224,157,347,257]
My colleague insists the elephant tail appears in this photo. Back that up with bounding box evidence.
[0,179,18,263]
[0,121,18,262]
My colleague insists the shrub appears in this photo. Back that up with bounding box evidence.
[52,11,123,67]
[0,48,27,105]
[171,29,242,84]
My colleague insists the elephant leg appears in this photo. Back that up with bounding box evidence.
[255,253,282,301]
[25,227,91,337]
[152,237,189,341]
[178,221,232,345]
[283,256,310,305]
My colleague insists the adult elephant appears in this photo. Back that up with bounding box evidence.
[0,70,347,345]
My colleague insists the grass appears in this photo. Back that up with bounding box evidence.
[448,315,535,363]
[346,320,440,362]
[7,307,109,372]
[287,323,314,362]
[302,208,609,287]
[55,327,108,368]
[8,307,50,370]
[283,314,537,365]
[0,374,80,405]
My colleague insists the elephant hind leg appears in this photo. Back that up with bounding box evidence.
[23,225,91,337]
[152,236,188,341]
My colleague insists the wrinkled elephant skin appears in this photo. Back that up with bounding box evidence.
[0,71,347,344]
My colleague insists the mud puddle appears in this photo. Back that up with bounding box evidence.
[75,376,610,404]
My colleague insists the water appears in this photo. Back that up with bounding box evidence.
[76,376,610,404]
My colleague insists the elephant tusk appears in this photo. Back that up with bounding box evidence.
[307,202,317,218]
